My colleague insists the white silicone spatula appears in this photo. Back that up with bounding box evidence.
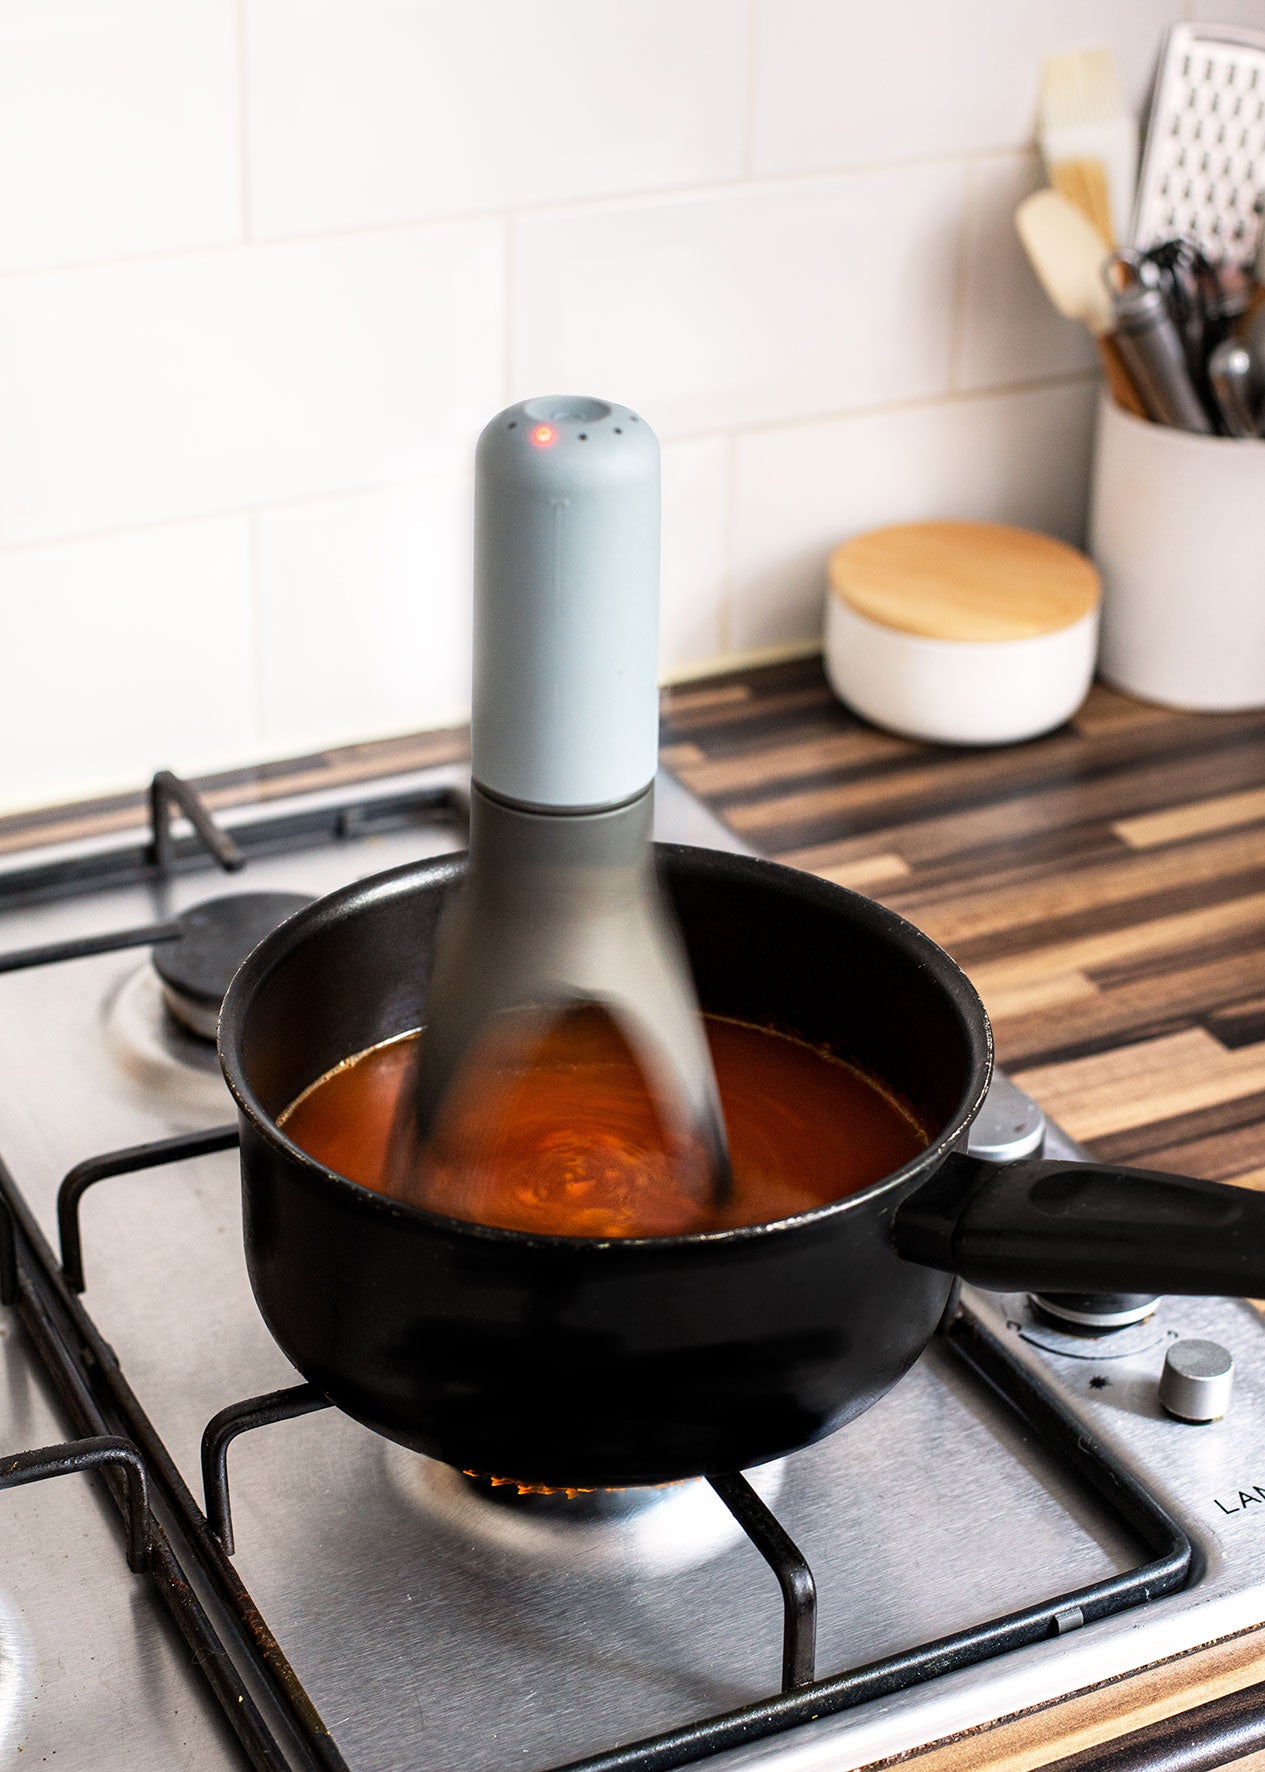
[1016,188,1145,417]
[1015,188,1115,336]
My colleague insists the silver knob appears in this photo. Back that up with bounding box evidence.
[1159,1340,1234,1423]
[967,1072,1046,1163]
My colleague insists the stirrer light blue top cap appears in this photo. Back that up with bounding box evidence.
[471,396,661,811]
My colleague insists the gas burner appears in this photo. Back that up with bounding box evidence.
[102,892,315,1105]
[1018,1307,1174,1361]
[463,1471,676,1520]
[1030,1292,1161,1332]
[152,892,313,1038]
[387,1447,786,1574]
[102,964,228,1114]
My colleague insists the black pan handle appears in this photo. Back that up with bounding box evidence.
[893,1154,1265,1297]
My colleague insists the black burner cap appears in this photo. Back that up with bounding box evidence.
[154,892,314,1035]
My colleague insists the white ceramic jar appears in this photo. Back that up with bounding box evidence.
[823,520,1101,746]
[1091,394,1265,711]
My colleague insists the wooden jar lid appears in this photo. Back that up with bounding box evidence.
[828,520,1100,643]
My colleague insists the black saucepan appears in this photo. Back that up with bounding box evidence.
[218,845,1265,1488]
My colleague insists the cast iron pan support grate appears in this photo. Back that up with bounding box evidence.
[0,772,248,978]
[202,1384,332,1556]
[0,1137,345,1772]
[0,1435,152,1572]
[708,1472,817,1690]
[192,1386,821,1695]
[0,768,468,911]
[0,1194,14,1306]
[34,1123,1196,1772]
[150,770,245,877]
[0,769,244,974]
[58,1125,240,1293]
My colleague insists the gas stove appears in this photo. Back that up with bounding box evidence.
[1,759,1264,1772]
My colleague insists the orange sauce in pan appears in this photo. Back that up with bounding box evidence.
[279,1013,930,1239]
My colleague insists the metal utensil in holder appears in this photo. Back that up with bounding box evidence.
[1207,339,1260,438]
[1108,262,1214,434]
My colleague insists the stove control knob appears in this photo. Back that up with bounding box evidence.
[967,1072,1046,1163]
[1159,1340,1234,1423]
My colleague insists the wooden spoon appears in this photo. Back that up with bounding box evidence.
[1015,188,1146,417]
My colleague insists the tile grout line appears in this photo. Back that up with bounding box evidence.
[947,160,977,395]
[718,432,739,657]
[715,368,1099,443]
[501,215,515,405]
[0,144,1051,286]
[740,0,760,181]
[235,0,253,243]
[246,505,267,750]
[0,371,1099,563]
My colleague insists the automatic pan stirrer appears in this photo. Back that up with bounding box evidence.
[391,395,731,1218]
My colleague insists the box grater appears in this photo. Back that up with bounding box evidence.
[1133,20,1265,268]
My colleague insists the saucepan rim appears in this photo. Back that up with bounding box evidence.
[218,844,994,1252]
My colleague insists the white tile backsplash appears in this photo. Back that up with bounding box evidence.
[957,153,1099,391]
[660,437,731,674]
[511,167,967,436]
[1188,0,1265,25]
[253,438,731,760]
[0,518,254,810]
[0,0,240,275]
[0,1,1159,811]
[729,380,1099,651]
[244,0,747,237]
[750,0,1182,176]
[0,224,503,547]
[255,476,473,754]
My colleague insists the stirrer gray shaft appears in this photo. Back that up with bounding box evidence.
[405,786,730,1189]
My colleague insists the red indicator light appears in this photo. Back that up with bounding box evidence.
[531,423,556,446]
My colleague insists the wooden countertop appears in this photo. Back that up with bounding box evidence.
[661,654,1265,1770]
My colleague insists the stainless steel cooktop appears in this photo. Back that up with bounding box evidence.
[1,764,1263,1772]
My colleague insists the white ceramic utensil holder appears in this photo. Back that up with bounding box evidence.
[1091,393,1265,711]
